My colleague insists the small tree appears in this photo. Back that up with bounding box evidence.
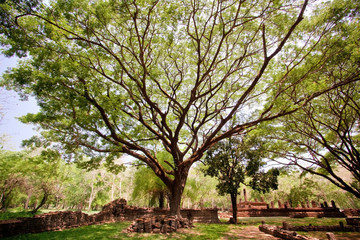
[28,149,65,213]
[131,165,168,208]
[203,136,279,224]
[0,150,27,211]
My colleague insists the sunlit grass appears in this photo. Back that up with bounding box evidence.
[2,216,357,240]
[2,222,233,240]
[2,222,129,240]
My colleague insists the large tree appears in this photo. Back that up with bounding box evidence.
[1,0,358,216]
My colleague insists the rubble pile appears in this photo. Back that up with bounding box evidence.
[126,215,193,233]
[259,224,319,240]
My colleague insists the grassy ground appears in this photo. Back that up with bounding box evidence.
[3,220,360,240]
[1,211,360,240]
[2,222,233,240]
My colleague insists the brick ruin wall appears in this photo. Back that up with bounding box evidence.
[1,198,358,238]
[343,208,360,217]
[234,200,346,218]
[0,199,220,238]
[236,207,346,218]
[259,220,360,239]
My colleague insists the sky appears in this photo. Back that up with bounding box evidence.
[0,55,40,151]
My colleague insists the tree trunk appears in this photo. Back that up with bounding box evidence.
[32,192,48,214]
[88,180,95,211]
[111,175,115,201]
[169,185,183,216]
[159,191,164,209]
[168,166,190,217]
[0,187,15,211]
[119,180,122,199]
[230,193,238,224]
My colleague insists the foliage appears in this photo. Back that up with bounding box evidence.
[265,71,360,199]
[1,0,357,215]
[131,166,167,208]
[260,0,360,199]
[250,169,360,209]
[288,178,318,207]
[183,165,226,209]
[131,154,169,208]
[203,136,279,223]
[0,150,27,210]
[203,137,279,196]
[0,209,37,220]
[0,149,67,212]
[1,147,359,213]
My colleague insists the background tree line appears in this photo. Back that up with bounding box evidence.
[1,148,359,214]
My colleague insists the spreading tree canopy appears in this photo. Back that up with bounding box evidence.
[261,1,360,199]
[265,81,360,199]
[1,0,359,215]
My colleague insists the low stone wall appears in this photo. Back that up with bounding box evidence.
[281,219,360,232]
[289,224,360,232]
[180,208,220,223]
[126,215,192,233]
[346,217,360,226]
[0,199,220,238]
[343,209,360,217]
[236,207,345,218]
[0,211,96,238]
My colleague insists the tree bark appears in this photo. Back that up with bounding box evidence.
[159,191,164,209]
[169,184,184,216]
[32,192,48,214]
[111,175,115,201]
[231,193,238,224]
[168,165,190,217]
[88,180,95,211]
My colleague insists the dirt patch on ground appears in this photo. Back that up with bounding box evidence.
[178,225,360,240]
[176,225,280,239]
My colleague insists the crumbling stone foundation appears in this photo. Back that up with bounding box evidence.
[0,199,219,238]
[236,207,346,218]
[259,224,319,240]
[259,220,360,240]
[125,215,192,233]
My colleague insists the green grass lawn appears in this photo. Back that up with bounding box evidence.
[3,219,360,240]
[1,212,358,240]
[2,222,233,240]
